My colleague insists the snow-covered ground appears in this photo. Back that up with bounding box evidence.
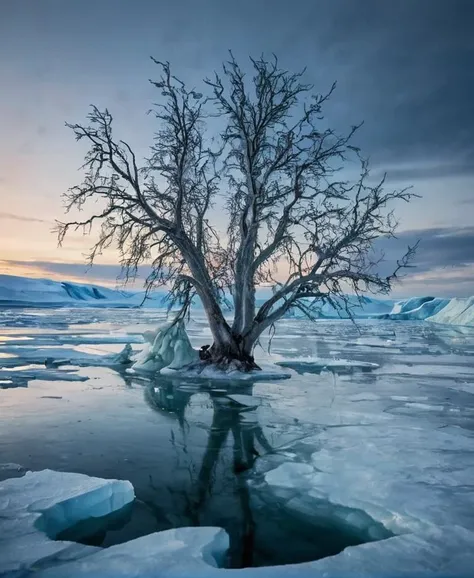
[1,308,474,575]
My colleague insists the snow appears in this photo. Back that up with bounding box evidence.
[159,362,291,381]
[427,296,474,326]
[0,469,134,576]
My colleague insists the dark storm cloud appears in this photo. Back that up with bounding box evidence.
[371,163,474,184]
[300,0,474,169]
[376,226,474,275]
[3,0,472,171]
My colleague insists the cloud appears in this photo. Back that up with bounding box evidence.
[377,226,474,273]
[374,226,474,296]
[0,259,152,287]
[2,226,473,297]
[0,212,50,224]
[371,162,474,184]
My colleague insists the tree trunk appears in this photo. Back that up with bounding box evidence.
[200,318,260,372]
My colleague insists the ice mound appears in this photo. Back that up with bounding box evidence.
[132,321,199,373]
[0,469,134,576]
[427,296,474,327]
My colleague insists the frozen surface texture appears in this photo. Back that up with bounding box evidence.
[2,308,474,576]
[0,469,134,576]
[427,296,474,326]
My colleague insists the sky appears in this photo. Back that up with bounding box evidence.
[0,0,473,297]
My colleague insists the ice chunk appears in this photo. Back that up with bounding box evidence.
[265,462,315,491]
[0,346,133,368]
[35,527,229,578]
[276,357,379,374]
[0,469,134,576]
[112,343,133,365]
[0,368,88,388]
[264,424,474,536]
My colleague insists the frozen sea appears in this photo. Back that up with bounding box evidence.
[1,307,474,572]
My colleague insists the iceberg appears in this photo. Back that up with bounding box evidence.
[381,296,450,320]
[282,295,395,319]
[427,296,474,327]
[0,468,228,578]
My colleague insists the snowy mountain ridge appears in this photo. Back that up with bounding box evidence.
[0,274,473,326]
[0,274,166,308]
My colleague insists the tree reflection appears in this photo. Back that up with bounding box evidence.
[142,378,273,568]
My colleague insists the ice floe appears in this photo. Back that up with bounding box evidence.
[275,357,379,374]
[0,469,134,576]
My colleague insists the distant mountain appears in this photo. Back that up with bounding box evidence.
[0,274,167,308]
[1,273,471,326]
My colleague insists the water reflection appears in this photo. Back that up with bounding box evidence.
[143,380,273,567]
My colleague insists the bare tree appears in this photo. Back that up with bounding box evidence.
[57,55,417,371]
